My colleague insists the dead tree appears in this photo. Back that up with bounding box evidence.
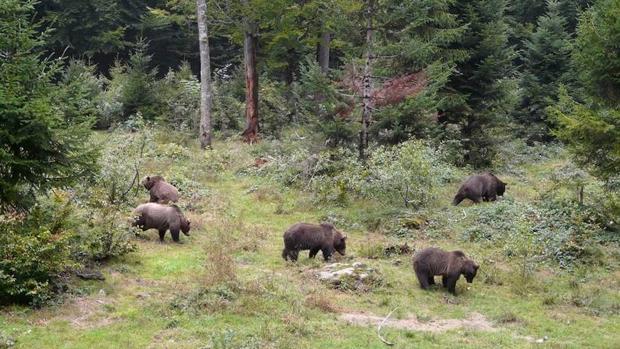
[241,3,259,143]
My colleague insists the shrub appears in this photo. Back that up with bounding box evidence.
[75,206,137,262]
[157,62,200,132]
[211,65,244,137]
[254,139,459,208]
[92,125,154,205]
[0,194,77,306]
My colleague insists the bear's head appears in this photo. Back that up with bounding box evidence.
[141,175,164,190]
[462,259,479,283]
[497,180,506,196]
[180,216,191,236]
[322,223,347,256]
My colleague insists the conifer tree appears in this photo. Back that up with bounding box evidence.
[550,0,620,183]
[518,0,573,140]
[0,0,98,210]
[441,0,516,167]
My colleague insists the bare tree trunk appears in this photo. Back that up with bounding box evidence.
[241,14,259,143]
[318,31,330,75]
[359,0,374,160]
[196,0,212,149]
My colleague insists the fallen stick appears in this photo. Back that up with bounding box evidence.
[377,307,398,346]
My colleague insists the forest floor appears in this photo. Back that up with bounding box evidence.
[1,135,619,348]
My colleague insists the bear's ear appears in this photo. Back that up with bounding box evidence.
[146,176,150,182]
[342,235,347,241]
[473,263,479,271]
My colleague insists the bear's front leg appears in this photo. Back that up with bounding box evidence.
[309,247,320,258]
[446,273,460,295]
[321,247,333,261]
[170,229,181,243]
[158,229,166,242]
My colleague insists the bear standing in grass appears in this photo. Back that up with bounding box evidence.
[142,175,180,204]
[413,247,479,295]
[453,173,506,205]
[132,203,190,243]
[282,223,347,262]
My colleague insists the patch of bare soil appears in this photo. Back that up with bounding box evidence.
[339,311,495,332]
[65,296,116,329]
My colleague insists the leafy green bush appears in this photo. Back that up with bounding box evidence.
[75,206,137,262]
[0,194,77,306]
[157,62,200,131]
[253,139,460,208]
[459,194,607,268]
[92,125,154,205]
[212,65,244,137]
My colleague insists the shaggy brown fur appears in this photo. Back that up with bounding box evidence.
[142,175,180,204]
[412,247,479,295]
[453,173,506,205]
[132,203,190,243]
[282,223,347,262]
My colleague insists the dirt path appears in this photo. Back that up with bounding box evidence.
[339,311,495,332]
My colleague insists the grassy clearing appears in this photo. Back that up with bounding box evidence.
[1,138,619,349]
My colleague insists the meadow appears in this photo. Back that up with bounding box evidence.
[1,129,618,349]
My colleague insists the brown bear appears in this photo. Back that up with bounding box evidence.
[452,172,506,205]
[141,175,180,204]
[412,247,479,295]
[132,203,190,243]
[282,223,347,262]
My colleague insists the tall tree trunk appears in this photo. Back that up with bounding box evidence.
[196,0,212,149]
[318,31,330,75]
[241,15,259,143]
[360,0,374,160]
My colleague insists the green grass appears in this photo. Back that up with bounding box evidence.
[1,138,619,349]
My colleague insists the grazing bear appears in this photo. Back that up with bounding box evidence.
[282,223,347,262]
[142,175,180,204]
[452,173,506,205]
[412,247,479,295]
[132,203,190,243]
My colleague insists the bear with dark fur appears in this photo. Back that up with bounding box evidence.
[453,173,506,205]
[142,175,180,204]
[282,223,347,262]
[412,247,479,295]
[132,203,190,243]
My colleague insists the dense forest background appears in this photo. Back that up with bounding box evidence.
[1,0,619,343]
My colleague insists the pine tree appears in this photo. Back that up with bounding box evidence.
[441,0,516,167]
[0,0,98,211]
[572,0,620,106]
[370,0,467,144]
[518,0,573,140]
[550,0,620,183]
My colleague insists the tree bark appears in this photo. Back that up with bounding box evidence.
[241,16,259,143]
[318,31,330,75]
[359,0,374,160]
[196,0,213,149]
